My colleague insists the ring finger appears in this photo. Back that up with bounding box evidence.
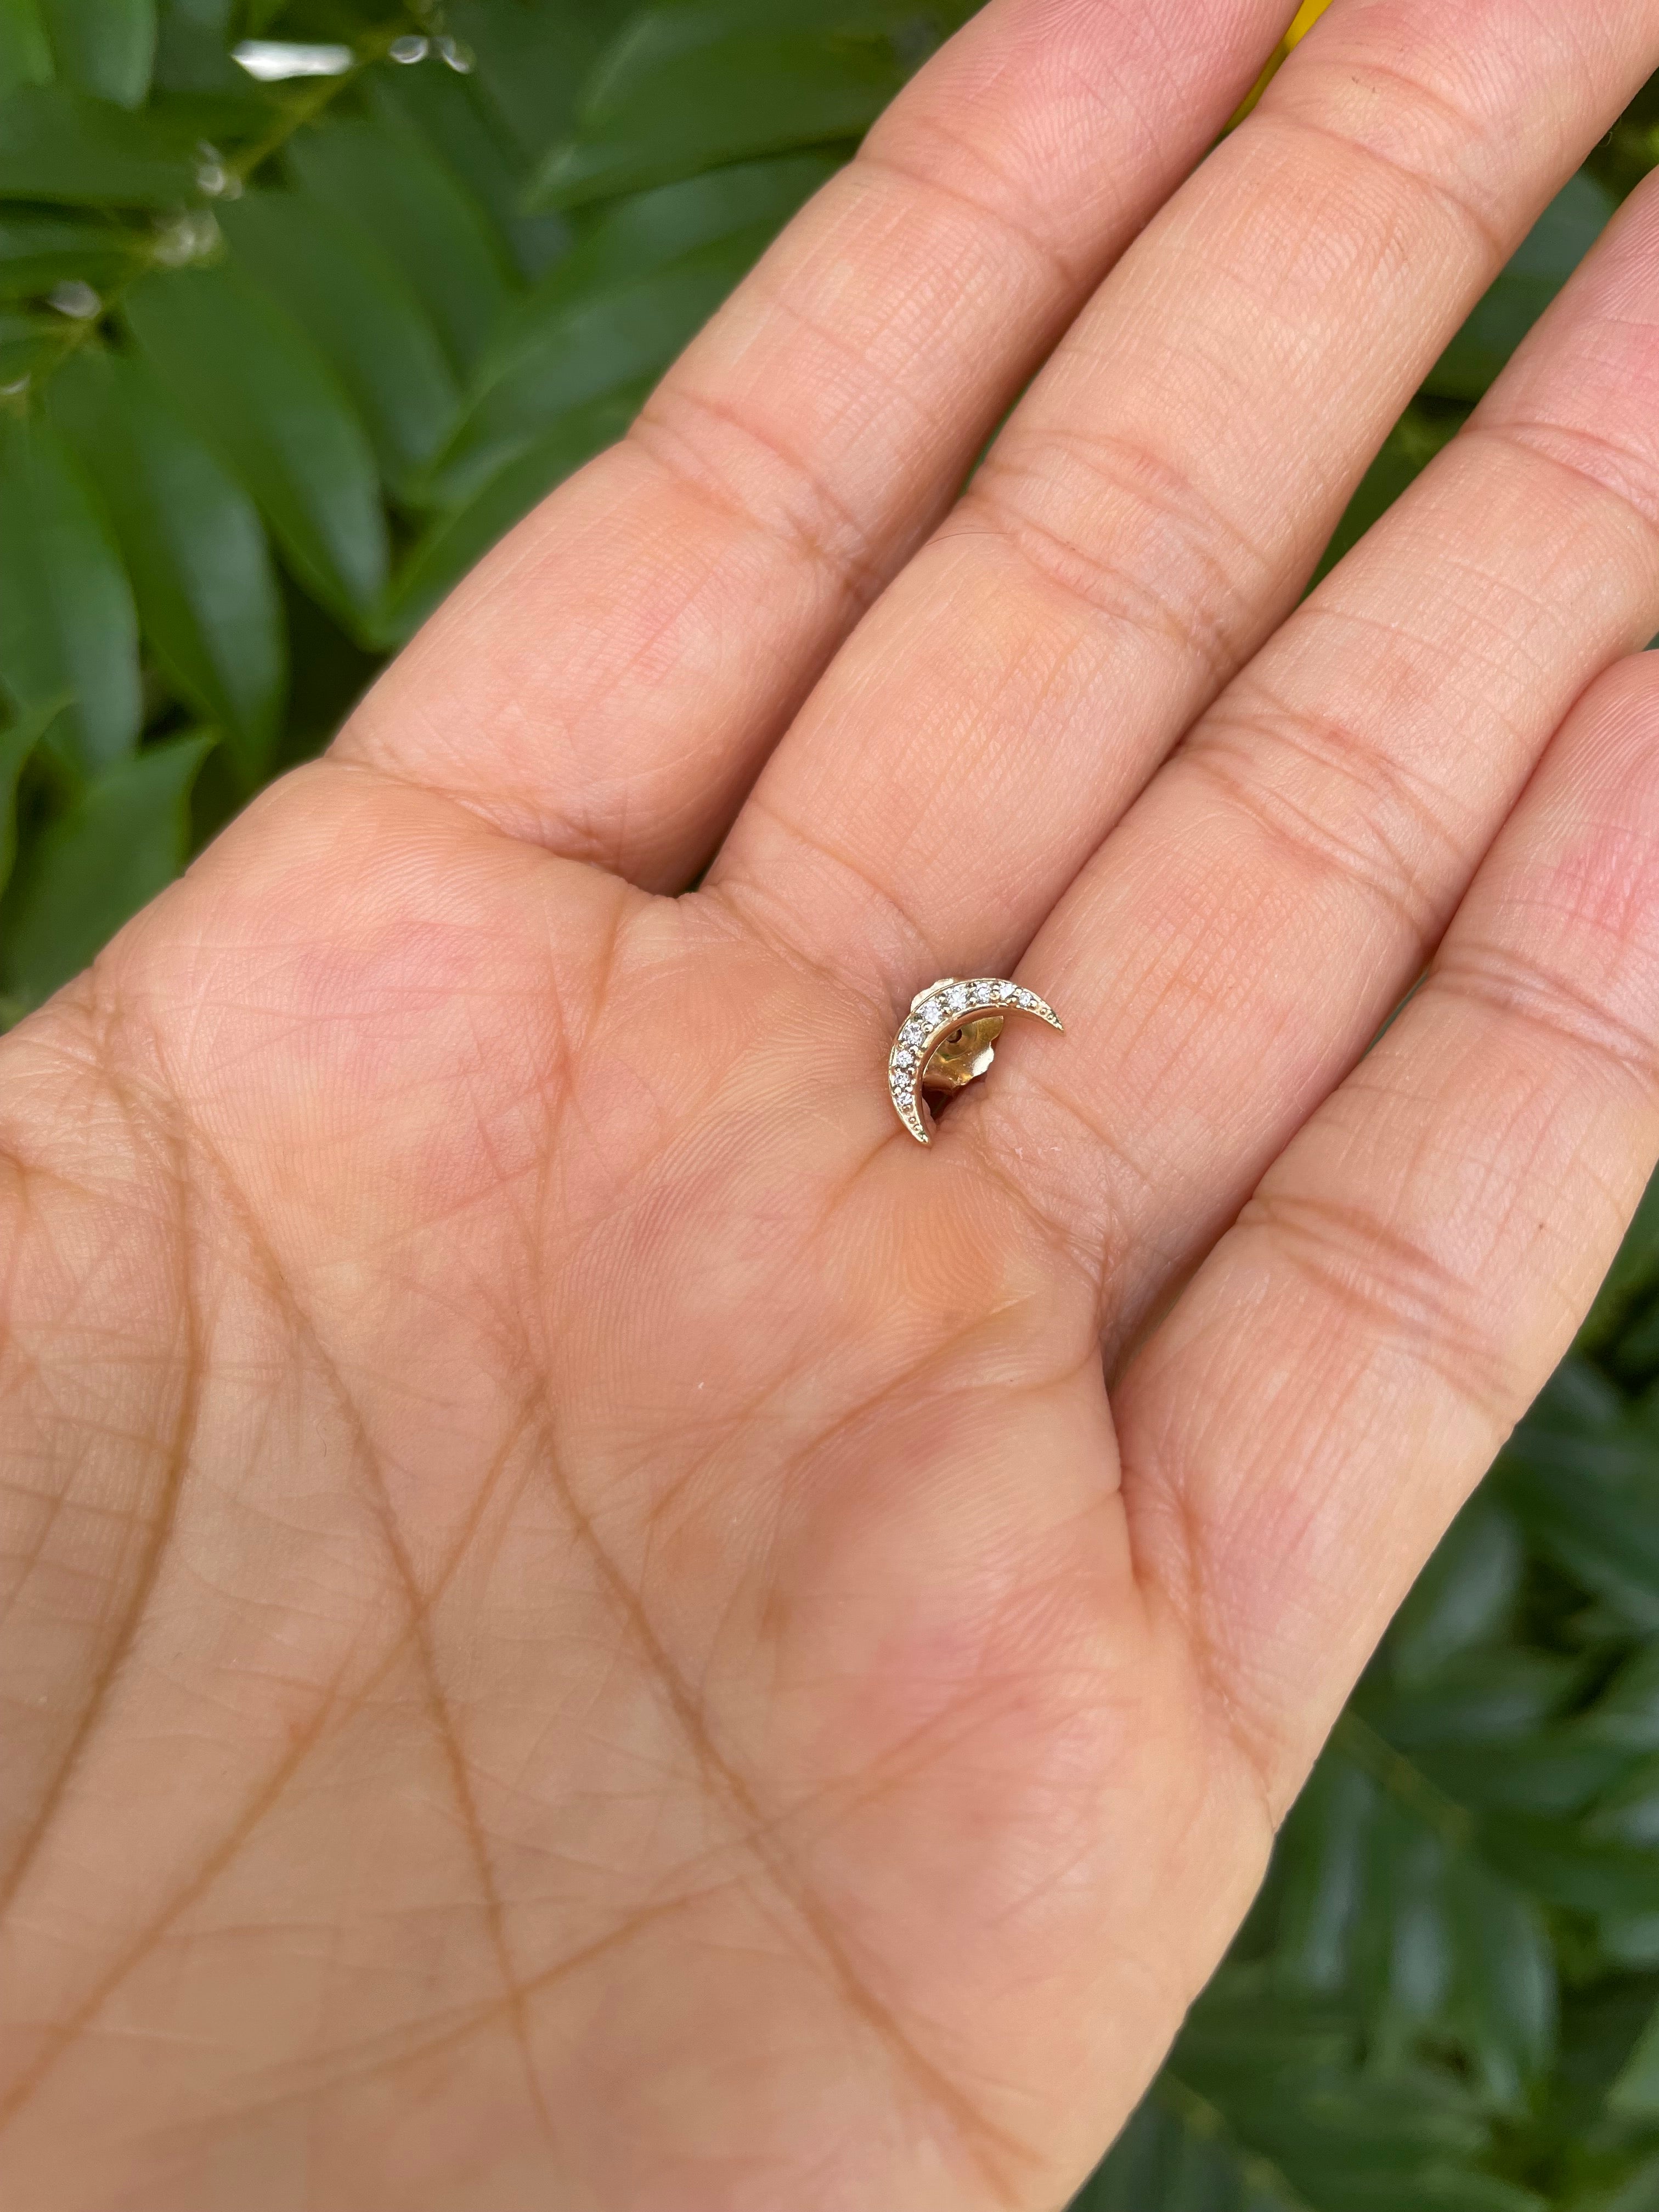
[986,167,1659,1344]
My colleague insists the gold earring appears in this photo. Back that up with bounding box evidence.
[888,978,1062,1146]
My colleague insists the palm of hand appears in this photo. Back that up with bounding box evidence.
[9,6,1659,2209]
[6,782,1200,2210]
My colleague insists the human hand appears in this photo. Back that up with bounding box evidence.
[7,3,1659,2205]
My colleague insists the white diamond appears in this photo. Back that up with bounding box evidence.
[901,1019,926,1046]
[1017,989,1037,1009]
[945,986,969,1014]
[919,998,945,1026]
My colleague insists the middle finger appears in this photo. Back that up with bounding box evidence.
[708,0,1659,996]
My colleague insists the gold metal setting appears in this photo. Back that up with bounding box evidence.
[887,978,1063,1145]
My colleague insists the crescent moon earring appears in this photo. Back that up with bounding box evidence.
[887,978,1063,1145]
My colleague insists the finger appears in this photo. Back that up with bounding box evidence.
[1112,651,1659,1799]
[979,163,1659,1343]
[709,0,1659,984]
[339,0,1294,888]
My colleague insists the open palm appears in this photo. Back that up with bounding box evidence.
[9,4,1659,2207]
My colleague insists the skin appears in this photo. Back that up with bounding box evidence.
[7,0,1659,2203]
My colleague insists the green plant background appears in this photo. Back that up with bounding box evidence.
[2,2,1659,2202]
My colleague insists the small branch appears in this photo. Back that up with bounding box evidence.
[1333,1709,1475,1848]
[227,21,409,188]
[15,18,413,400]
[1155,2072,1318,2212]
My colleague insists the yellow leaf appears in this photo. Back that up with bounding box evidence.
[1285,0,1336,43]
[1228,0,1338,126]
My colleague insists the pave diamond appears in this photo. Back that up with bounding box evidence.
[889,977,1060,1142]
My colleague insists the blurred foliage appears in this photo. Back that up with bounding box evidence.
[0,1,1657,2202]
[0,0,980,1015]
[1078,1224,1659,2210]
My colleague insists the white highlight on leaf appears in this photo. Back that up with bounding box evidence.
[152,211,220,267]
[47,280,100,319]
[232,41,353,81]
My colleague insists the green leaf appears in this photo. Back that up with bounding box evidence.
[1443,1857,1556,2107]
[1079,2087,1312,2209]
[0,696,64,895]
[1388,1497,1525,1685]
[0,408,140,768]
[1599,1915,1659,1970]
[448,0,629,166]
[125,262,388,632]
[1361,1647,1584,1748]
[1261,1718,1566,2095]
[521,147,839,313]
[1,730,210,1005]
[0,0,52,101]
[366,49,569,279]
[1497,1363,1659,1633]
[0,210,150,297]
[38,0,156,107]
[427,241,744,504]
[1406,1734,1632,1819]
[532,0,970,207]
[1614,1301,1659,1390]
[1272,1756,1375,1993]
[0,83,194,203]
[219,188,460,493]
[381,383,644,644]
[284,115,515,375]
[427,153,836,505]
[1425,176,1614,403]
[1586,1753,1659,1849]
[0,305,66,379]
[1585,1644,1659,1756]
[1102,1976,1553,2211]
[1609,2001,1659,2122]
[1480,1813,1659,1916]
[1572,2151,1659,2212]
[1558,1977,1659,2111]
[1352,1797,1453,2051]
[1580,1170,1659,1359]
[46,345,285,781]
[152,0,254,98]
